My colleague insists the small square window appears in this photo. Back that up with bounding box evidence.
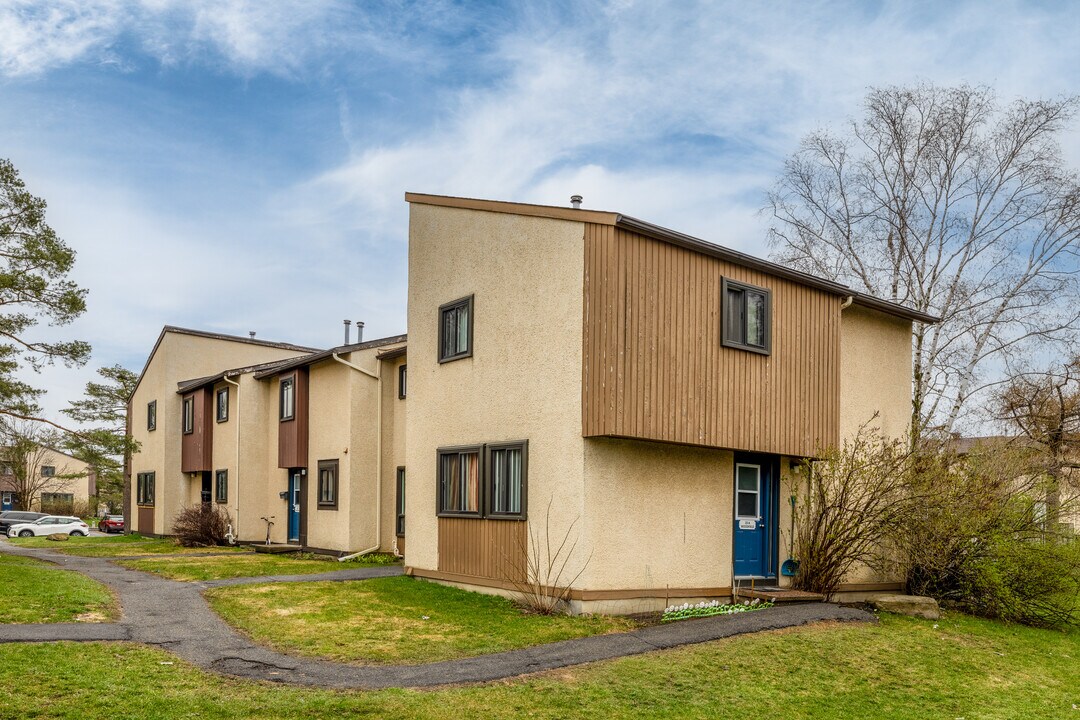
[147,400,157,431]
[215,469,228,503]
[438,296,473,363]
[216,387,229,423]
[317,460,338,508]
[280,376,295,421]
[398,364,407,399]
[40,465,56,478]
[722,278,771,355]
[182,395,194,434]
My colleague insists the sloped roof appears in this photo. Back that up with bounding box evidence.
[405,192,941,325]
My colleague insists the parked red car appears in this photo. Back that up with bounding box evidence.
[98,515,124,533]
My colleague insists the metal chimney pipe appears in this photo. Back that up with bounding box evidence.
[249,331,256,339]
[570,194,583,209]
[344,319,351,345]
[356,321,365,343]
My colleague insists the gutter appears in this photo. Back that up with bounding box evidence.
[330,352,382,561]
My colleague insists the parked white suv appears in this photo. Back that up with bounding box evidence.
[7,516,90,538]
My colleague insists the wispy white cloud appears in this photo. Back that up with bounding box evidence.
[0,0,459,78]
[4,0,1079,423]
[292,0,1080,255]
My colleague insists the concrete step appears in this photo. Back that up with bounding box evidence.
[734,587,825,603]
[252,543,303,554]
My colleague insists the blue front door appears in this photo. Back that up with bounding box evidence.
[1,492,11,511]
[733,458,777,578]
[288,471,301,543]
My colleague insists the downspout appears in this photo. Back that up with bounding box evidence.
[330,352,382,561]
[840,295,854,310]
[223,374,241,539]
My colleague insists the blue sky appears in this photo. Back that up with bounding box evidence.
[1,0,1078,420]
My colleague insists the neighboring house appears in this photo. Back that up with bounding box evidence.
[125,193,935,614]
[401,193,936,614]
[0,447,95,514]
[954,434,1080,534]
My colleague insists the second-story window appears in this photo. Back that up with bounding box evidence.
[182,395,194,434]
[438,295,473,363]
[147,400,157,431]
[722,278,771,355]
[216,387,229,423]
[280,376,295,421]
[41,465,56,478]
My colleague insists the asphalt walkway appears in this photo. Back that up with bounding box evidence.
[0,541,875,689]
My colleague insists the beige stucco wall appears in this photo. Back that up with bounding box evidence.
[404,203,587,575]
[839,305,913,442]
[305,361,354,551]
[128,330,310,536]
[836,305,913,586]
[580,439,733,597]
[380,355,407,553]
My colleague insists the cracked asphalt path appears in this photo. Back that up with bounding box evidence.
[0,541,875,689]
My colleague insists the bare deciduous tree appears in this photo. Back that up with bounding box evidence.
[0,419,77,511]
[767,84,1080,443]
[996,354,1080,522]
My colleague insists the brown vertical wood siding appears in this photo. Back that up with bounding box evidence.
[180,388,214,473]
[582,225,841,458]
[277,369,309,469]
[137,506,154,535]
[437,518,527,582]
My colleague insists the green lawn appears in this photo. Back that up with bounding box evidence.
[120,552,399,581]
[1,614,1076,718]
[5,535,247,557]
[206,576,639,664]
[0,553,117,623]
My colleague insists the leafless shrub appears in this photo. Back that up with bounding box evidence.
[172,504,232,547]
[792,420,913,597]
[506,499,591,615]
[896,441,1080,628]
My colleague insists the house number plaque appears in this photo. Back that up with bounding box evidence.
[738,519,756,530]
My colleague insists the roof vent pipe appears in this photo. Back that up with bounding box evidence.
[344,319,351,345]
[249,331,256,339]
[356,321,364,343]
[570,194,583,209]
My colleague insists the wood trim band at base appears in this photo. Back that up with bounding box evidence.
[406,567,732,602]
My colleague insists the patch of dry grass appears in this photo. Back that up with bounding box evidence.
[207,576,639,664]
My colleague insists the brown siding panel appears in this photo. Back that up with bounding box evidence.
[137,506,154,535]
[278,369,309,469]
[582,225,841,458]
[180,388,214,473]
[437,518,527,582]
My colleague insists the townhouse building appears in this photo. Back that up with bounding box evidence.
[127,192,934,613]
